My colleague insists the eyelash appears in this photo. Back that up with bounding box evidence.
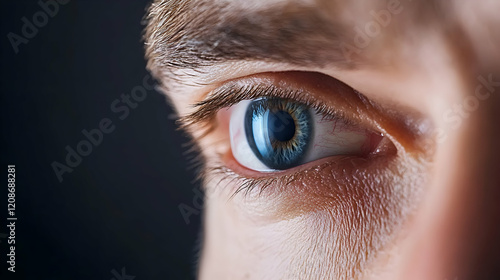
[179,82,356,137]
[199,156,339,198]
[179,80,377,197]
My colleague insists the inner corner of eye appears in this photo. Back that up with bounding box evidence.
[224,97,387,173]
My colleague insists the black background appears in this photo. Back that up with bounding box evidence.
[1,1,202,279]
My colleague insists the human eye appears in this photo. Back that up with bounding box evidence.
[228,97,383,172]
[180,71,424,198]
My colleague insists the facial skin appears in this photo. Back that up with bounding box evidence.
[144,0,500,279]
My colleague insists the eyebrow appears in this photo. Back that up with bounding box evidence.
[144,0,359,76]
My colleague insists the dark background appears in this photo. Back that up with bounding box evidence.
[1,1,202,279]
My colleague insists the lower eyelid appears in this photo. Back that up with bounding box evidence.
[212,144,405,220]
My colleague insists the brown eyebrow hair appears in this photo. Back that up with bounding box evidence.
[144,0,500,85]
[143,0,368,79]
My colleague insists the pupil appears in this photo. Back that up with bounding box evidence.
[268,110,295,142]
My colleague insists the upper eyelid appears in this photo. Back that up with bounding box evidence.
[179,77,358,137]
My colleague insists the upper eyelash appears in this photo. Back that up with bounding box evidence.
[178,81,355,139]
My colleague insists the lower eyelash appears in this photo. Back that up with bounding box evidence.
[200,158,292,198]
[201,153,342,199]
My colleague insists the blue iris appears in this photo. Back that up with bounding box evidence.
[244,98,313,170]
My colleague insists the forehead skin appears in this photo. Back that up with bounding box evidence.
[144,0,500,76]
[144,0,500,279]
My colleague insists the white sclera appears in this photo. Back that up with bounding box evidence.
[305,114,369,161]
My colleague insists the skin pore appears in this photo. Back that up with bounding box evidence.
[144,0,500,279]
